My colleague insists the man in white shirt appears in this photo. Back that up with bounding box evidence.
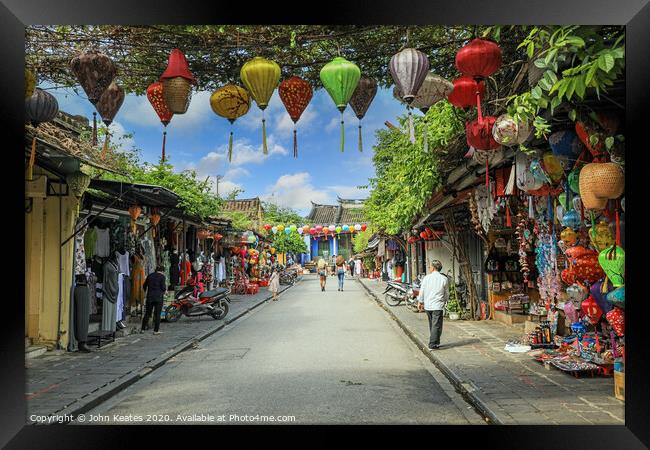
[417,260,449,350]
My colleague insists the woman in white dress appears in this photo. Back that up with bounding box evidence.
[268,268,280,301]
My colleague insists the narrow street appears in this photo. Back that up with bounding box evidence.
[83,276,484,424]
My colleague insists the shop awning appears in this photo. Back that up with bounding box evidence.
[88,179,180,209]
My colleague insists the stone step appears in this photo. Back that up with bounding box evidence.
[25,345,48,359]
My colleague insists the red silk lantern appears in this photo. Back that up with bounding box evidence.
[448,76,486,109]
[147,81,174,162]
[455,38,502,80]
[279,76,313,158]
[214,233,223,241]
[407,235,418,244]
[309,228,316,235]
[581,296,603,325]
[606,307,625,336]
[466,116,500,151]
[263,224,272,231]
[419,231,428,240]
[316,225,323,232]
[361,224,367,231]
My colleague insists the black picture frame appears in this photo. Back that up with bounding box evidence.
[4,0,649,447]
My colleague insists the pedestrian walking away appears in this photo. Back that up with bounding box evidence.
[417,260,449,349]
[142,265,167,334]
[269,268,280,301]
[348,258,355,277]
[317,257,328,292]
[336,255,346,291]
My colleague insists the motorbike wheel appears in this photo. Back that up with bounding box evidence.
[165,305,182,322]
[211,302,229,320]
[385,292,402,307]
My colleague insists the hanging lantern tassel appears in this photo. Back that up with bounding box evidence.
[340,111,345,152]
[506,200,511,228]
[228,129,234,163]
[408,107,415,144]
[476,89,483,123]
[27,134,37,181]
[262,111,268,155]
[358,121,363,153]
[100,131,110,160]
[92,112,97,146]
[423,117,428,153]
[529,195,534,218]
[485,158,489,188]
[162,129,167,163]
[293,123,298,158]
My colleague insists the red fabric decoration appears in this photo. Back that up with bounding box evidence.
[466,116,500,151]
[420,231,428,240]
[495,166,511,196]
[146,81,174,126]
[447,76,486,109]
[527,184,564,197]
[564,246,605,284]
[160,49,195,83]
[575,121,607,161]
[279,76,312,122]
[581,295,603,325]
[606,307,625,336]
[455,38,503,79]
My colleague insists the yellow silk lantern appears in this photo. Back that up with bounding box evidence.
[240,57,281,154]
[542,152,564,183]
[210,84,251,162]
[277,224,285,232]
[590,221,615,252]
[270,247,276,255]
[560,227,578,247]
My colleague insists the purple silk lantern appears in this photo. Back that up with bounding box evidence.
[590,278,614,314]
[390,47,429,144]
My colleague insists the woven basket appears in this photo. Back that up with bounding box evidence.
[162,77,192,114]
[579,163,624,209]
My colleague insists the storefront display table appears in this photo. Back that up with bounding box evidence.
[87,330,116,348]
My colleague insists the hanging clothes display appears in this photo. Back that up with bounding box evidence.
[73,277,90,344]
[116,272,124,323]
[180,253,192,285]
[95,226,111,257]
[85,269,98,315]
[74,232,87,276]
[162,249,171,287]
[142,237,156,276]
[111,217,129,255]
[169,250,180,288]
[116,250,130,274]
[130,252,145,310]
[101,259,119,332]
[84,226,97,259]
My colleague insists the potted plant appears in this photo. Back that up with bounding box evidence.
[447,281,462,320]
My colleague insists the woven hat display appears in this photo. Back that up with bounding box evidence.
[578,163,624,210]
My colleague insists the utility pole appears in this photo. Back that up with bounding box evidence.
[215,175,224,197]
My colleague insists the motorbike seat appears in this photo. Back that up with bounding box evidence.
[199,287,228,298]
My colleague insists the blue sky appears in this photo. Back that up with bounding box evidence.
[50,84,411,216]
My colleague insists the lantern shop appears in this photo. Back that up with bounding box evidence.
[219,230,274,295]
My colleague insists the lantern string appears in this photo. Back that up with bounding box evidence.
[262,110,268,155]
[340,111,345,153]
[162,129,167,163]
[476,91,483,123]
[358,121,363,153]
[27,134,37,181]
[485,158,489,188]
[408,107,415,144]
[228,130,233,163]
[506,199,511,228]
[92,112,97,146]
[293,125,298,158]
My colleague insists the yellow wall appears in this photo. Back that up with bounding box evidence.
[25,167,78,349]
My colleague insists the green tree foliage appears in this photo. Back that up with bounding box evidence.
[364,101,464,235]
[352,224,377,254]
[222,211,253,231]
[262,201,304,226]
[271,231,308,254]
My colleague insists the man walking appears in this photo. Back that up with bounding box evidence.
[142,265,167,335]
[417,260,449,350]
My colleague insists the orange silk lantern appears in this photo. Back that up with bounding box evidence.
[128,205,142,234]
[279,76,313,158]
[150,208,161,237]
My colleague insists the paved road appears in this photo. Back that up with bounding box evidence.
[84,276,483,425]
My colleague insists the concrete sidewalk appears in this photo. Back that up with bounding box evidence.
[25,282,295,422]
[357,277,624,425]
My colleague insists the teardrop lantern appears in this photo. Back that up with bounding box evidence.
[581,295,603,325]
[278,76,313,158]
[349,76,377,152]
[240,57,281,155]
[128,205,142,234]
[147,81,174,162]
[210,84,251,162]
[160,49,196,115]
[606,307,625,336]
[390,48,430,144]
[598,245,625,288]
[95,82,125,160]
[150,208,161,238]
[466,116,500,151]
[320,56,361,152]
[448,76,486,109]
[25,88,59,180]
[455,38,503,80]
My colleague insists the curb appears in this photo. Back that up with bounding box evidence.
[356,278,501,425]
[49,282,297,424]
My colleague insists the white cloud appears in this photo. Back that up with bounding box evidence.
[262,172,332,214]
[224,167,250,180]
[107,121,135,150]
[215,179,243,197]
[119,94,163,128]
[327,184,369,199]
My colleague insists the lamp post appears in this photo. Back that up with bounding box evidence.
[215,175,224,197]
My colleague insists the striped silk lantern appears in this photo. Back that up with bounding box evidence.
[147,81,174,162]
[25,88,59,180]
[390,48,430,144]
[210,84,251,162]
[160,49,196,115]
[349,76,378,152]
[240,57,281,155]
[279,76,313,158]
[95,82,125,160]
[320,56,361,152]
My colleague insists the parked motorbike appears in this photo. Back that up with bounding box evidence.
[384,277,421,311]
[165,285,231,322]
[279,267,299,285]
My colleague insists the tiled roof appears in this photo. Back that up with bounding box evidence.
[222,197,262,218]
[306,199,367,225]
[306,203,338,224]
[339,206,366,224]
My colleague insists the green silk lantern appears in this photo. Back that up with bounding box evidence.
[320,57,361,152]
[599,245,625,287]
[240,57,281,155]
[335,226,342,234]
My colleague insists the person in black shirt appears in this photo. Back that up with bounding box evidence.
[141,266,167,334]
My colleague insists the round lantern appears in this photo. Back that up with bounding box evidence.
[315,225,323,232]
[515,151,544,192]
[566,283,588,306]
[607,287,625,310]
[25,88,60,181]
[560,227,578,247]
[411,73,453,111]
[270,247,276,255]
[297,227,304,235]
[277,224,285,232]
[560,209,581,230]
[284,227,291,235]
[349,75,378,153]
[160,49,196,115]
[342,225,350,232]
[303,225,310,234]
[492,114,531,146]
[455,38,502,80]
[69,50,116,105]
[96,82,124,127]
[579,163,624,210]
[598,245,625,287]
[606,307,625,336]
[279,76,313,157]
[581,296,603,325]
[568,168,581,194]
[320,56,361,152]
[361,224,367,231]
[420,231,428,240]
[466,116,500,151]
[448,76,486,109]
[25,68,36,99]
[564,302,579,324]
[541,152,565,183]
[335,226,342,234]
[591,278,614,314]
[529,159,550,184]
[549,129,583,162]
[263,224,272,231]
[323,227,330,235]
[210,84,251,162]
[589,221,615,252]
[389,48,429,104]
[247,234,256,243]
[309,227,316,235]
[213,233,223,241]
[329,225,336,232]
[271,226,278,234]
[289,224,297,233]
[354,224,362,231]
